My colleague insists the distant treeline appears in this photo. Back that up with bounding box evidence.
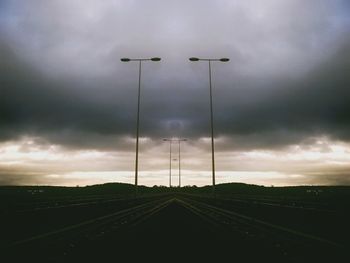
[1,182,349,198]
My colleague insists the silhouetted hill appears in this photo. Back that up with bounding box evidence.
[183,182,350,195]
[1,182,349,199]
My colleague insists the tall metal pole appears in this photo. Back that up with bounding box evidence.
[177,139,187,187]
[208,60,216,194]
[121,57,161,196]
[164,138,186,188]
[189,57,229,194]
[178,140,181,187]
[169,141,172,188]
[134,60,142,194]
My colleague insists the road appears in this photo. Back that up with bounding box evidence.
[3,195,347,262]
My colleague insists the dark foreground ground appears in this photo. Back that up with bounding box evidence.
[61,201,294,262]
[0,183,349,262]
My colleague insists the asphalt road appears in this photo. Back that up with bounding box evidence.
[47,199,346,262]
[3,196,348,263]
[64,200,254,262]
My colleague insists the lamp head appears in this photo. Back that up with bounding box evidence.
[151,57,161,61]
[121,58,131,62]
[220,58,230,62]
[189,57,200,61]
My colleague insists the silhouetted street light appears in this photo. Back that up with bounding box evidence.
[177,139,187,187]
[163,139,173,187]
[163,138,187,188]
[121,57,161,194]
[189,57,229,194]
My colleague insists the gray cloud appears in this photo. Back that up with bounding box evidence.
[0,0,349,152]
[0,171,44,185]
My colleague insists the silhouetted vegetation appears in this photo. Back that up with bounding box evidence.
[1,182,350,197]
[1,182,349,209]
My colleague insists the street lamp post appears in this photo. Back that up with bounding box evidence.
[163,139,172,187]
[177,139,187,187]
[121,57,161,194]
[164,138,187,188]
[189,57,229,194]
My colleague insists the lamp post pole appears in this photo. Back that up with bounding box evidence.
[208,60,215,188]
[164,138,186,188]
[177,139,187,187]
[163,139,172,187]
[121,57,161,195]
[189,57,229,194]
[170,141,172,188]
[135,60,141,190]
[178,140,181,187]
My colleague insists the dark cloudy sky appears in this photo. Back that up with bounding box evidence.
[1,0,350,186]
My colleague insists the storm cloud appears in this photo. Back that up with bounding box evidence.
[0,0,349,185]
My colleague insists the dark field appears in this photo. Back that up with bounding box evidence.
[0,183,349,262]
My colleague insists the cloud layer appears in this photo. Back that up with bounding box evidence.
[0,0,349,185]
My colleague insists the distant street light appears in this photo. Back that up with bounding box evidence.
[163,139,173,187]
[163,138,187,188]
[189,57,229,194]
[121,57,161,194]
[177,139,187,187]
